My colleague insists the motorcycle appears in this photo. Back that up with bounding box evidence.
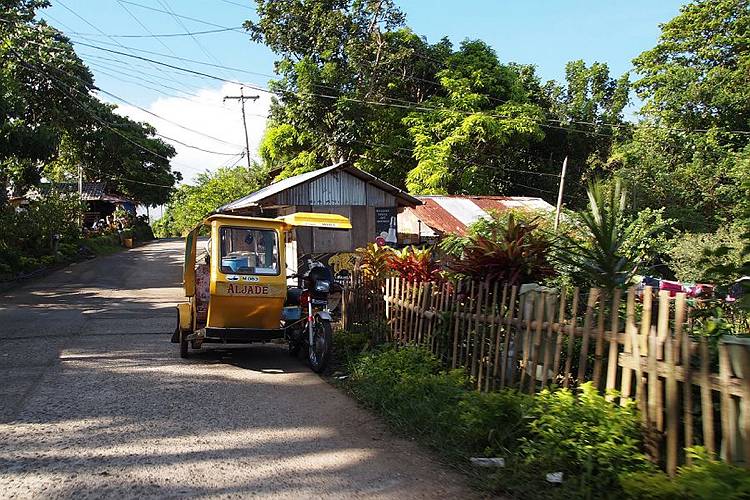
[284,259,338,372]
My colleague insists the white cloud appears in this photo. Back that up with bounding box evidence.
[111,83,271,184]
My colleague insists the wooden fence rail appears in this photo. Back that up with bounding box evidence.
[343,276,750,474]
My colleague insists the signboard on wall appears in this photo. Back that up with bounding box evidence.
[375,207,397,246]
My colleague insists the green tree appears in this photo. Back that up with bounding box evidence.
[154,164,266,237]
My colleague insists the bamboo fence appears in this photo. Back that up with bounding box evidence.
[343,276,750,474]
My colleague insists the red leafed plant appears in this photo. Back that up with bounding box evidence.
[446,214,554,285]
[388,246,440,283]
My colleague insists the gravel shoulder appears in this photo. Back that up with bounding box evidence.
[0,239,478,499]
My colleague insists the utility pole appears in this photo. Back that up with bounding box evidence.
[223,86,259,169]
[554,156,568,233]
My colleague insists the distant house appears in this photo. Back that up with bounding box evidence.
[398,195,555,244]
[218,161,421,273]
[10,182,134,227]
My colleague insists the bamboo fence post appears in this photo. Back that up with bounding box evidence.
[435,282,449,356]
[563,288,580,389]
[675,294,693,463]
[384,277,391,330]
[528,293,545,395]
[415,281,427,345]
[719,341,736,463]
[519,292,535,391]
[666,336,679,476]
[655,291,671,432]
[699,336,715,456]
[464,281,476,369]
[647,333,660,463]
[392,277,401,341]
[620,287,637,403]
[477,280,493,391]
[739,341,750,468]
[577,289,599,383]
[451,280,463,369]
[605,288,623,400]
[424,281,437,350]
[405,280,416,343]
[553,288,567,380]
[541,296,555,389]
[488,282,504,392]
[471,282,484,382]
[500,285,517,389]
[638,287,654,404]
[592,289,608,388]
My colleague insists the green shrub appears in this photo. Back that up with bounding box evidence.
[132,222,154,242]
[668,225,746,282]
[347,346,533,459]
[520,383,650,493]
[620,447,750,499]
[82,234,121,255]
[18,256,41,272]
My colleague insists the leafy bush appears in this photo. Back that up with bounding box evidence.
[620,447,750,499]
[354,243,394,281]
[520,382,650,492]
[445,213,555,285]
[347,346,533,459]
[388,246,439,282]
[668,225,746,283]
[81,234,121,255]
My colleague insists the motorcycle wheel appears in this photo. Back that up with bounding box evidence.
[308,318,332,373]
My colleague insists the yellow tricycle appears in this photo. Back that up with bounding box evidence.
[173,212,352,372]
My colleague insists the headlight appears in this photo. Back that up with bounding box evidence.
[314,280,330,293]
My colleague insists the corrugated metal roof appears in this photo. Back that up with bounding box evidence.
[38,182,129,202]
[218,161,420,212]
[409,195,555,236]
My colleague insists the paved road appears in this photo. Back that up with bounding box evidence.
[0,240,475,499]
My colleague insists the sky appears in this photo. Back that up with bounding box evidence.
[39,0,688,185]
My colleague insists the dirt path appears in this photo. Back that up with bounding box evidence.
[0,240,477,499]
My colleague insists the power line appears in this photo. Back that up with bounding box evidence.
[117,0,246,33]
[68,26,240,38]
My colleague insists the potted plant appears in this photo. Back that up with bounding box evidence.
[121,228,134,248]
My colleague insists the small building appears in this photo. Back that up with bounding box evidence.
[11,181,134,227]
[398,195,555,244]
[218,162,421,274]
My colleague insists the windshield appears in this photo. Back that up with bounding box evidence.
[219,227,279,275]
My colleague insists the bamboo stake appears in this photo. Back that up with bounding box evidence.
[471,282,484,382]
[577,289,599,383]
[638,287,654,404]
[553,288,567,381]
[451,280,462,369]
[666,336,679,476]
[675,294,692,463]
[393,277,402,342]
[415,281,427,344]
[424,281,437,350]
[500,285,517,389]
[477,280,493,391]
[519,291,535,390]
[655,291,671,432]
[592,289,608,388]
[563,288,580,389]
[620,288,637,403]
[699,336,715,456]
[719,341,736,463]
[489,282,504,392]
[648,333,660,462]
[605,288,623,400]
[528,292,545,395]
[541,293,555,389]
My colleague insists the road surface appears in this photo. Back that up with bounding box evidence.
[0,240,475,499]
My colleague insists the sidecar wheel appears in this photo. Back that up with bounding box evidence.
[179,329,189,358]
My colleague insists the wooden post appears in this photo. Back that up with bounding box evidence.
[451,280,462,369]
[620,288,637,403]
[592,290,608,388]
[477,281,493,391]
[520,292,535,390]
[699,336,715,456]
[675,293,693,463]
[490,282,505,391]
[552,288,567,381]
[605,288,622,400]
[528,293,545,395]
[471,282,484,382]
[577,289,599,383]
[719,341,736,463]
[563,288,580,389]
[647,333,660,462]
[554,156,567,233]
[500,286,518,388]
[666,336,679,476]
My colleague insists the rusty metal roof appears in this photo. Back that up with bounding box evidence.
[409,195,555,236]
